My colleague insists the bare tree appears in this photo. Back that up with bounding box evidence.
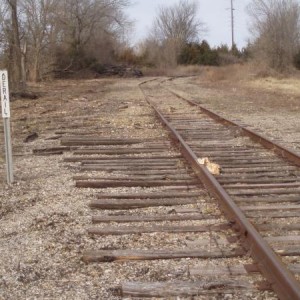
[0,3,9,60]
[144,0,205,67]
[6,0,26,90]
[55,0,132,69]
[0,0,133,81]
[247,0,300,71]
[21,0,58,81]
[152,0,204,45]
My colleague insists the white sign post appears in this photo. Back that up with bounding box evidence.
[0,70,13,184]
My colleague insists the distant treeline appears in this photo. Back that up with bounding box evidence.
[178,41,249,66]
[1,0,300,93]
[117,41,251,68]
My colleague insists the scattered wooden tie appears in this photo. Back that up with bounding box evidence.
[92,213,216,223]
[82,248,245,263]
[119,280,253,297]
[89,198,198,209]
[87,223,230,236]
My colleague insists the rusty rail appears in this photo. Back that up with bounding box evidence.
[140,84,300,300]
[168,89,300,167]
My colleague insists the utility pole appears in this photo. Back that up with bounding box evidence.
[230,0,235,49]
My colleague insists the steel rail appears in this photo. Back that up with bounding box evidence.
[167,88,300,167]
[140,83,300,300]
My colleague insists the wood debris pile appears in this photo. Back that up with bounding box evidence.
[96,65,143,78]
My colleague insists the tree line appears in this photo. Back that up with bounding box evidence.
[133,0,300,71]
[1,0,300,92]
[0,0,132,91]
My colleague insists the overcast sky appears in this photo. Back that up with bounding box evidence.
[126,0,251,48]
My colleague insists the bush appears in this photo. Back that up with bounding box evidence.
[117,48,141,65]
[178,41,220,66]
[293,50,300,70]
[91,63,106,74]
[218,53,240,65]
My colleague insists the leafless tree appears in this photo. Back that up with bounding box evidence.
[140,38,181,68]
[21,0,58,81]
[55,0,132,69]
[152,0,204,45]
[5,0,26,90]
[247,0,300,71]
[0,0,132,83]
[0,3,9,58]
[144,0,205,67]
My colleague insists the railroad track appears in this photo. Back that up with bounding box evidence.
[142,79,300,298]
[55,77,300,299]
[162,76,300,156]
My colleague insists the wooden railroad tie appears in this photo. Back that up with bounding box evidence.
[82,248,245,263]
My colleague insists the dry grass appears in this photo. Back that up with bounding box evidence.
[141,65,204,77]
[141,63,259,81]
[145,62,300,84]
[249,76,300,96]
[192,63,300,98]
[201,64,255,82]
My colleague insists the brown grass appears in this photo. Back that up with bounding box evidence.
[202,64,255,82]
[197,63,300,97]
[144,62,300,83]
[141,65,204,77]
[141,63,268,81]
[249,76,300,96]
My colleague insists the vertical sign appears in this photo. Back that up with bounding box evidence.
[0,70,14,184]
